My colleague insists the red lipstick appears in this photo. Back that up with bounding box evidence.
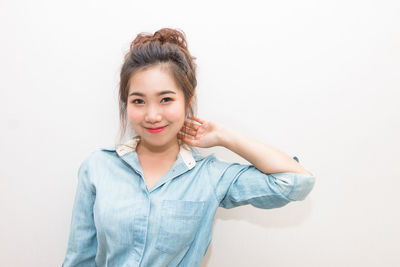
[145,126,167,133]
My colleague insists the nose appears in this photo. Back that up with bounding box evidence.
[144,105,162,124]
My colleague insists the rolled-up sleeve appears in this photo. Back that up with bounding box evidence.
[206,154,316,209]
[62,158,97,267]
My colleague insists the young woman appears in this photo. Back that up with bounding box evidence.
[62,28,316,267]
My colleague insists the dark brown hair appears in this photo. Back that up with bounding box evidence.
[117,28,198,148]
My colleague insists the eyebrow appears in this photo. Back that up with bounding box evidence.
[129,90,177,97]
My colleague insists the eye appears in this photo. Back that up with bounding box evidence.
[161,97,173,103]
[132,99,144,104]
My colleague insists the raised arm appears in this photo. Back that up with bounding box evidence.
[179,116,316,209]
[217,125,313,176]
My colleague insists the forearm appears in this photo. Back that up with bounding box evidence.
[217,125,313,176]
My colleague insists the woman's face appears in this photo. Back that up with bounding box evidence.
[127,65,188,150]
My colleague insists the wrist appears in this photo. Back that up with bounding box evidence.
[217,124,239,149]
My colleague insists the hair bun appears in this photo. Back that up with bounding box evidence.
[131,28,188,51]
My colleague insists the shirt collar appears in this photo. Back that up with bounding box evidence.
[101,136,198,170]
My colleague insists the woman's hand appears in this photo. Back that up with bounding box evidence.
[177,115,227,148]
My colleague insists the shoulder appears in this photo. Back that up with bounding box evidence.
[190,150,233,172]
[190,148,215,162]
[79,146,118,170]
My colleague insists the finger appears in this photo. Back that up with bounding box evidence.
[179,126,188,135]
[177,132,185,141]
[187,115,206,124]
[177,132,198,146]
[184,120,200,130]
[181,125,197,136]
[178,129,194,140]
[177,132,189,141]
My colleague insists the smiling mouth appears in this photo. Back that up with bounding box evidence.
[145,126,167,130]
[145,125,167,134]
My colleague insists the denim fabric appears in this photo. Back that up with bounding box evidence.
[62,137,316,266]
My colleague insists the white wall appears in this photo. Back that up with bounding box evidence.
[1,0,399,266]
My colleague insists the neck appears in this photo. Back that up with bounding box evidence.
[136,137,180,159]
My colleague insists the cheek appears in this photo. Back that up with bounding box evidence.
[127,106,142,123]
[164,104,186,122]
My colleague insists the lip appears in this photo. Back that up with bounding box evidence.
[145,125,167,133]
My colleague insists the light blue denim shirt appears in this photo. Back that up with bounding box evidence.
[62,136,316,267]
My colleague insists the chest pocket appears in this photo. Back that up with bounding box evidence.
[155,199,205,254]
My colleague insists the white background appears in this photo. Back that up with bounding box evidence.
[1,0,399,266]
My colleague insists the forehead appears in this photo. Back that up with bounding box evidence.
[128,65,180,95]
